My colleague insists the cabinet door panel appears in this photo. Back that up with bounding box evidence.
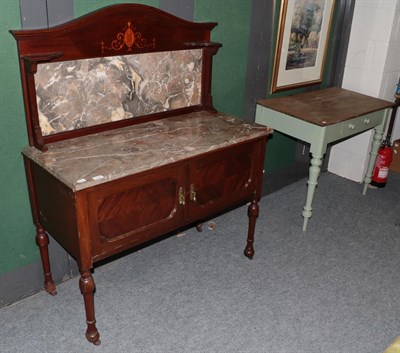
[189,142,257,219]
[87,166,186,260]
[97,179,177,239]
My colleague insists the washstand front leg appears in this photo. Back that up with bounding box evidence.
[35,225,57,295]
[79,270,101,345]
[244,199,259,259]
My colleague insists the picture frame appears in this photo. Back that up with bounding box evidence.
[270,0,336,93]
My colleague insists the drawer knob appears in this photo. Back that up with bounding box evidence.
[348,123,355,130]
[364,118,370,124]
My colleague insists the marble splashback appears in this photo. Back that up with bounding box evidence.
[23,111,271,191]
[35,49,203,136]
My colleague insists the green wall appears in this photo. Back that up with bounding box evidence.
[0,1,39,274]
[194,1,252,117]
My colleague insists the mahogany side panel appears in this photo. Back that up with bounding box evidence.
[23,157,57,293]
[29,162,82,264]
[201,44,222,111]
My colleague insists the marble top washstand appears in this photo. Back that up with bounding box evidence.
[23,111,270,191]
[12,3,272,345]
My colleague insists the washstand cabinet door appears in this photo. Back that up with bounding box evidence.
[188,141,257,220]
[87,165,186,259]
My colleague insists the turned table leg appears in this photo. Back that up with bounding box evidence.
[79,270,101,345]
[302,153,323,231]
[244,199,259,259]
[35,225,57,295]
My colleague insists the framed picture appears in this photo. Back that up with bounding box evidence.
[270,0,335,93]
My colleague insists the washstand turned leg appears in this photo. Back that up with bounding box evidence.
[244,199,259,259]
[35,225,57,295]
[79,270,101,345]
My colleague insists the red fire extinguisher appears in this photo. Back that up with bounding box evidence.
[370,142,393,188]
[371,78,399,188]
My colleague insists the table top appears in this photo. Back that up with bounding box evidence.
[257,87,394,126]
[23,111,271,191]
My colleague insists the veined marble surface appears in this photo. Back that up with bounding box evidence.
[35,49,202,136]
[23,112,271,191]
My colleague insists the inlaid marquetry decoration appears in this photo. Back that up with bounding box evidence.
[101,21,155,53]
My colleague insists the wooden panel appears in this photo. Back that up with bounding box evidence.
[11,4,217,61]
[257,87,394,126]
[188,141,258,219]
[97,178,178,240]
[86,164,186,261]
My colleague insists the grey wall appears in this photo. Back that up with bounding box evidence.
[1,0,76,309]
[242,0,275,123]
[20,0,73,28]
[159,0,194,21]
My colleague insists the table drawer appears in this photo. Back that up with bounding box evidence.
[339,111,384,138]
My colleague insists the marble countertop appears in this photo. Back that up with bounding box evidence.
[23,111,271,191]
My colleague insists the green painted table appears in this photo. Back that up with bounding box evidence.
[256,87,394,230]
